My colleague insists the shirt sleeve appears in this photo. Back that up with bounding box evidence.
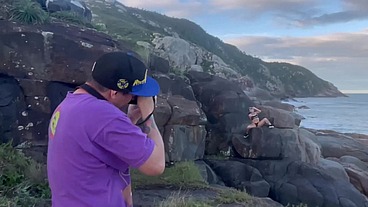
[91,115,155,170]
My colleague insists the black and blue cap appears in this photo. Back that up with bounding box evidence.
[91,51,160,97]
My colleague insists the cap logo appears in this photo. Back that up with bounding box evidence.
[133,70,147,86]
[117,79,129,89]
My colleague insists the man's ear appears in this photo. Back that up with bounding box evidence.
[109,90,118,98]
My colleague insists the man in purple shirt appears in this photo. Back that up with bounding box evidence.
[47,52,165,207]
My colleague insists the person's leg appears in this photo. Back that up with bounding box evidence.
[258,118,274,128]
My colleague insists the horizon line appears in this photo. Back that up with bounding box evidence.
[341,90,368,94]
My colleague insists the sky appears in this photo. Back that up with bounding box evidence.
[118,0,368,93]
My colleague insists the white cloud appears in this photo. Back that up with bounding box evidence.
[224,30,368,90]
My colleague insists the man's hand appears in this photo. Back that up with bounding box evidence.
[137,96,155,120]
[127,105,142,124]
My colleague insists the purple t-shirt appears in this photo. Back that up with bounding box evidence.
[47,92,154,207]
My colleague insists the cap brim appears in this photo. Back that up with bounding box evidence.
[130,77,160,97]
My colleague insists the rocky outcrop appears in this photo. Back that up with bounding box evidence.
[232,128,321,164]
[150,35,239,78]
[308,130,368,162]
[0,20,123,151]
[45,0,92,21]
[328,156,368,197]
[186,71,254,155]
[206,160,270,197]
[237,159,368,207]
[0,19,209,163]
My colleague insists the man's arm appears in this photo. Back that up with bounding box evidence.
[136,97,165,176]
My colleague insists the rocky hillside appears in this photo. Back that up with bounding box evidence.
[1,1,368,207]
[84,0,344,98]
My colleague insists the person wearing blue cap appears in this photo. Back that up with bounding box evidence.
[47,51,165,207]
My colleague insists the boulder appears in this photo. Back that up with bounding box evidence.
[166,95,204,126]
[312,132,368,162]
[195,160,223,185]
[149,54,170,74]
[155,74,196,101]
[0,19,123,151]
[164,125,206,162]
[153,96,171,128]
[257,105,296,128]
[262,101,295,112]
[329,156,368,197]
[151,35,238,77]
[317,159,349,181]
[187,71,254,154]
[238,159,368,207]
[232,128,321,164]
[0,75,26,145]
[46,0,92,22]
[206,160,270,197]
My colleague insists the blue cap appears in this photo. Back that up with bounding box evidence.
[92,51,160,97]
[131,76,160,97]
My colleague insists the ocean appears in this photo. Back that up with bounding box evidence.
[285,94,368,135]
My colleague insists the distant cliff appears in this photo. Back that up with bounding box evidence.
[84,0,344,98]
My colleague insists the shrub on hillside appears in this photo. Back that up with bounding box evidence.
[0,142,50,206]
[50,11,86,25]
[9,0,49,24]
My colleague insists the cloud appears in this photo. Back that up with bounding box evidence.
[117,0,205,18]
[119,0,368,28]
[293,0,368,26]
[224,30,368,90]
[209,0,315,13]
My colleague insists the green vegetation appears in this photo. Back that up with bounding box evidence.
[9,0,49,24]
[0,142,50,207]
[158,188,251,206]
[215,188,250,204]
[132,161,208,189]
[158,192,211,207]
[50,11,90,27]
[4,0,97,29]
[0,143,255,207]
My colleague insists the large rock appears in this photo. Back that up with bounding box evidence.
[195,160,223,185]
[238,159,368,207]
[257,105,297,128]
[0,20,122,84]
[0,19,123,150]
[329,156,368,197]
[311,131,368,162]
[262,101,295,112]
[151,35,238,77]
[232,128,321,164]
[166,95,204,126]
[155,74,197,101]
[164,125,206,162]
[46,0,92,22]
[187,71,254,154]
[0,75,26,145]
[206,159,270,197]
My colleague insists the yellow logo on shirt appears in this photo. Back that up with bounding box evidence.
[50,110,60,138]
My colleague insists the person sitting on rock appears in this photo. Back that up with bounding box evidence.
[246,115,274,132]
[248,106,261,120]
[246,106,274,133]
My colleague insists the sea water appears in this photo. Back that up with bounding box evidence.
[285,94,368,135]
